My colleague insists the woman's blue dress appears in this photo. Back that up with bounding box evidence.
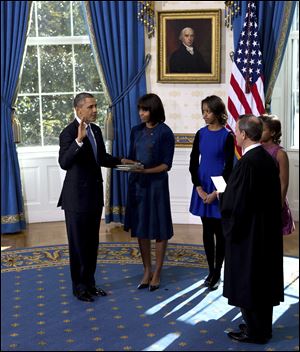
[190,126,231,219]
[124,122,175,239]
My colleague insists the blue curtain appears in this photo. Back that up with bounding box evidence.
[232,1,297,109]
[1,1,30,233]
[83,1,147,223]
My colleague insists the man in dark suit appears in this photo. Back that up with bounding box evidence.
[58,92,123,302]
[169,27,210,73]
[220,114,284,344]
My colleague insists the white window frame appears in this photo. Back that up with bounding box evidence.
[17,1,105,153]
[285,6,299,151]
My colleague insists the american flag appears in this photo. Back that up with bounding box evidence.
[227,1,265,157]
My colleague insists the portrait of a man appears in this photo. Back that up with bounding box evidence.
[169,27,211,74]
[157,10,221,83]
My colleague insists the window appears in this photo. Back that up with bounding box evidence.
[16,1,108,147]
[287,3,299,149]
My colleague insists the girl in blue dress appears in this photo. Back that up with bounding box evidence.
[124,93,175,291]
[189,95,234,290]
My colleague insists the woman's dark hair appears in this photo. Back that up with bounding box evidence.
[137,93,165,124]
[238,114,263,142]
[258,114,282,145]
[201,95,228,125]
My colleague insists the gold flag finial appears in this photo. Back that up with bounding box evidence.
[224,1,241,30]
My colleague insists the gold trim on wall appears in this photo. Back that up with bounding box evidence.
[157,9,221,83]
[174,133,195,147]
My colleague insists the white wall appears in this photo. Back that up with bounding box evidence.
[18,147,65,223]
[169,148,200,224]
[17,147,199,224]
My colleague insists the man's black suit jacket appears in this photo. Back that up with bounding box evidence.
[57,119,120,212]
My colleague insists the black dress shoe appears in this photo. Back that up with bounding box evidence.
[227,331,269,344]
[239,323,247,332]
[89,286,107,296]
[74,290,94,302]
[238,324,272,339]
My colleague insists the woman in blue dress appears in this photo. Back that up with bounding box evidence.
[124,93,175,291]
[189,95,234,290]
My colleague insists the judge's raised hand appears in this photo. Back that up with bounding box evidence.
[77,118,87,143]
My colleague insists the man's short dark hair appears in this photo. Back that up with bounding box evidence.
[238,114,263,142]
[73,92,94,108]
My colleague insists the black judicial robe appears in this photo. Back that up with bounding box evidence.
[220,146,284,309]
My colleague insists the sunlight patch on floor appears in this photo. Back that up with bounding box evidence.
[1,246,11,251]
[145,257,299,326]
[143,332,181,351]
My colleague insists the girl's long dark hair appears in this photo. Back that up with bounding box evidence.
[201,95,227,125]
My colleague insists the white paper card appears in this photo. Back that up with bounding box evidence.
[211,176,227,193]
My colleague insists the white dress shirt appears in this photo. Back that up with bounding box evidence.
[243,143,261,155]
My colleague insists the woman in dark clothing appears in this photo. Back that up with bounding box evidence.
[189,95,234,290]
[123,93,175,291]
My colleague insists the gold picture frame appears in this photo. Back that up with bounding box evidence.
[157,9,221,83]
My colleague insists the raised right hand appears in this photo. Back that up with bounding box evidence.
[77,118,87,143]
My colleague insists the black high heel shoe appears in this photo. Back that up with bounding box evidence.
[204,273,213,287]
[137,274,153,289]
[149,284,160,292]
[149,279,160,292]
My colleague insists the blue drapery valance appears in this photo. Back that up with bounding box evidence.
[83,1,147,223]
[1,1,30,233]
[232,1,297,110]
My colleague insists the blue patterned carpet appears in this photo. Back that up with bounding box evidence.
[1,243,299,351]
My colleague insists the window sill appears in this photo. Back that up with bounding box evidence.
[17,145,59,159]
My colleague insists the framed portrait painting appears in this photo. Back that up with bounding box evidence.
[157,10,221,83]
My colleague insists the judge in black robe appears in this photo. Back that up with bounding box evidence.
[220,114,283,344]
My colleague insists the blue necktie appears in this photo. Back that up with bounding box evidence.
[86,125,97,160]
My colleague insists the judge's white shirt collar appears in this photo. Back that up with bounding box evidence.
[243,143,261,155]
[183,43,194,55]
